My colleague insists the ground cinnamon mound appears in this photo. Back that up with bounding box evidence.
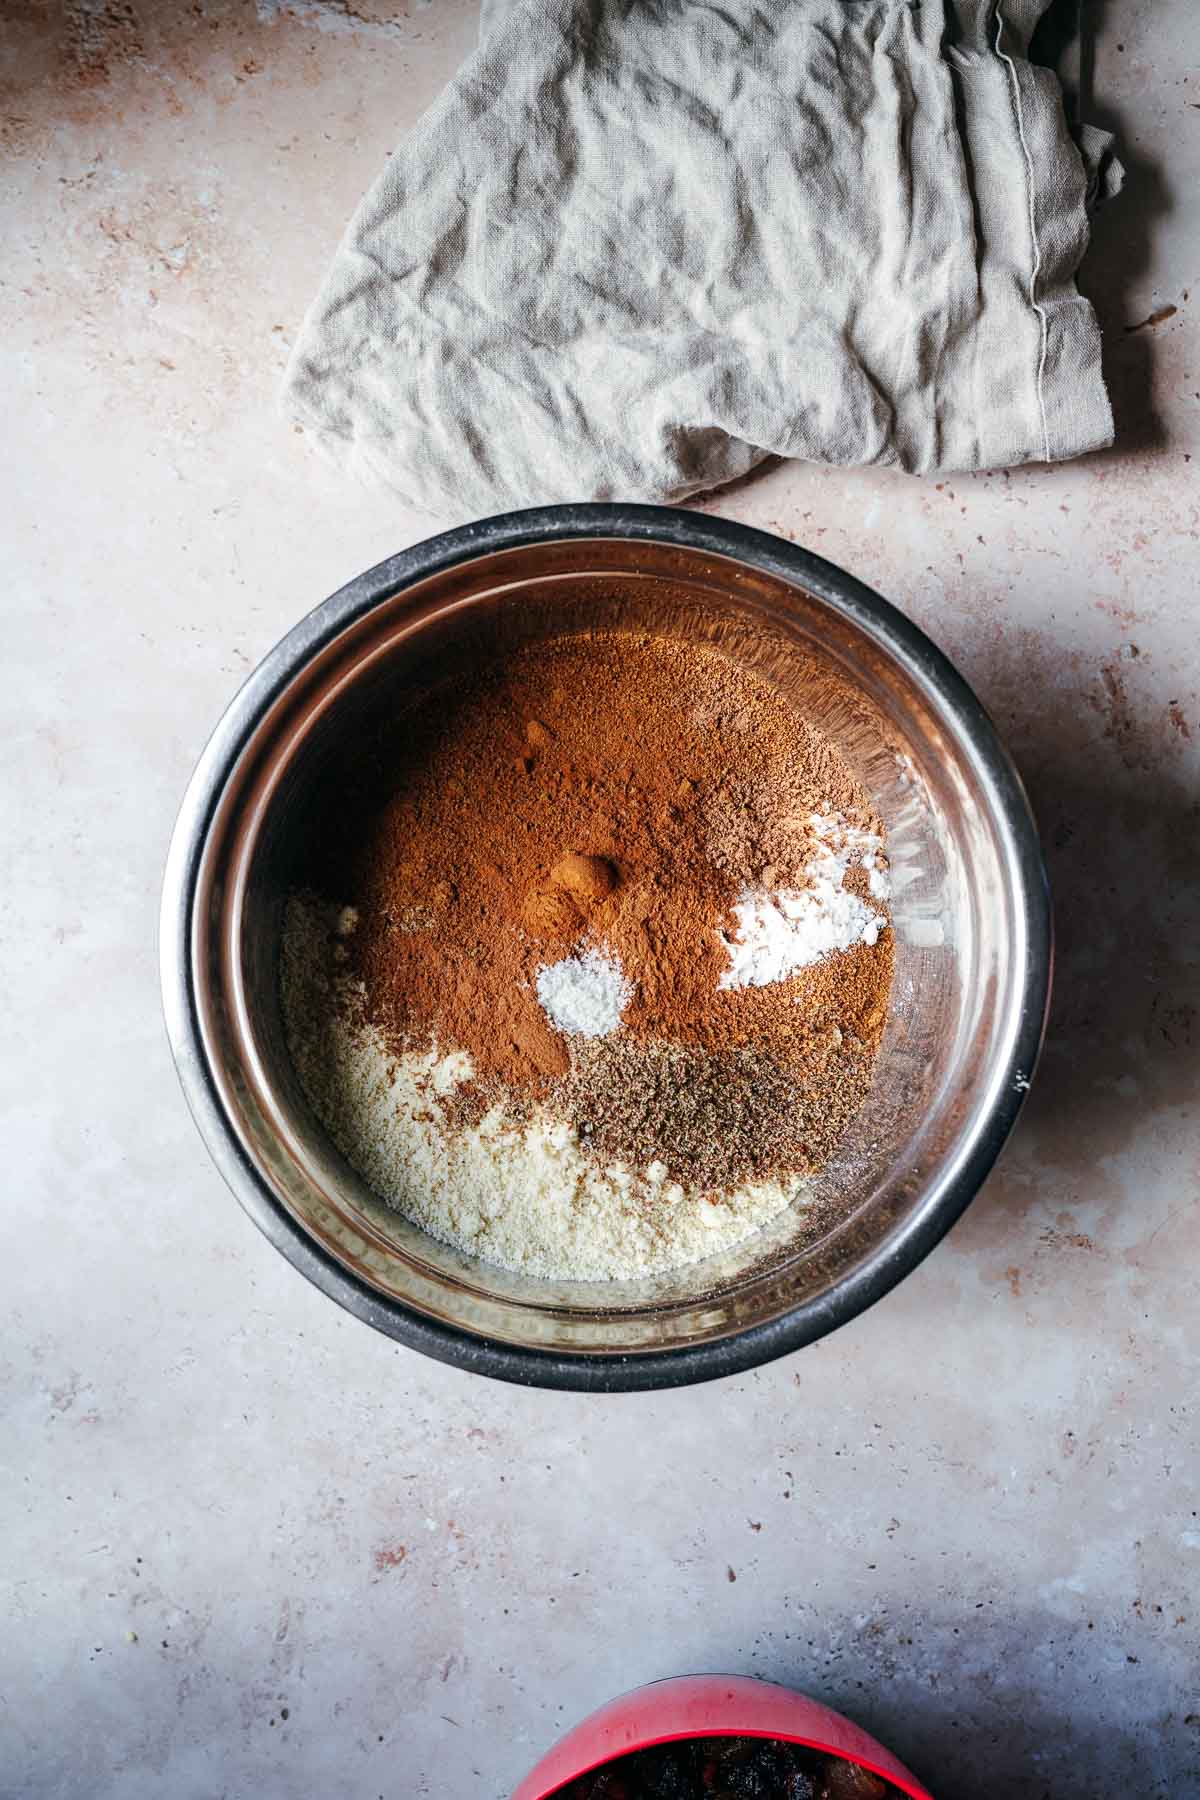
[331,630,892,1189]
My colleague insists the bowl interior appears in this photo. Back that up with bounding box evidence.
[193,533,1038,1361]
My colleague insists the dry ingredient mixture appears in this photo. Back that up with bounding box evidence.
[555,1735,897,1799]
[282,630,893,1280]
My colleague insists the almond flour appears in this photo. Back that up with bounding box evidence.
[281,895,802,1280]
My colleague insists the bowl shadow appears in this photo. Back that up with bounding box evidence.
[941,629,1200,1251]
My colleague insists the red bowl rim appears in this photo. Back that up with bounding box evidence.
[511,1675,934,1800]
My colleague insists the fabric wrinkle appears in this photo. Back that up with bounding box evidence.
[282,0,1117,512]
[993,3,1052,462]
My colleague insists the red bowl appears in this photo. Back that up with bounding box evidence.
[512,1675,934,1800]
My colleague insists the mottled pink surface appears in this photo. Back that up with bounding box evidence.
[2,5,1197,1798]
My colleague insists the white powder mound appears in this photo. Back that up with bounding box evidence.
[720,811,890,990]
[536,947,630,1038]
[281,897,802,1281]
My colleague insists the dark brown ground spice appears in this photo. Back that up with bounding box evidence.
[561,943,885,1188]
[323,630,893,1191]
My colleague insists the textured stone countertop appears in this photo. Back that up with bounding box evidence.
[3,4,1197,1796]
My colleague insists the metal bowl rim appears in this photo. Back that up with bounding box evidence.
[159,502,1052,1392]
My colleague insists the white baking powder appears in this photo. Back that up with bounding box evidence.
[536,947,631,1038]
[719,812,890,990]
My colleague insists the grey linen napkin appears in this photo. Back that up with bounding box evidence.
[283,0,1118,516]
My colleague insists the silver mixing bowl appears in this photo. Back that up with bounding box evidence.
[160,505,1051,1389]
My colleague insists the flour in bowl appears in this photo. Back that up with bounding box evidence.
[280,631,893,1281]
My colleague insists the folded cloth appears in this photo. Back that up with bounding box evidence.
[282,0,1119,516]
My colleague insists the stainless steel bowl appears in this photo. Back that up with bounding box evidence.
[160,505,1051,1390]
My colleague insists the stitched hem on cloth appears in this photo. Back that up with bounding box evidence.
[995,5,1052,461]
[994,0,1113,465]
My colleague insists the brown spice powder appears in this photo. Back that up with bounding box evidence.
[325,630,892,1191]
